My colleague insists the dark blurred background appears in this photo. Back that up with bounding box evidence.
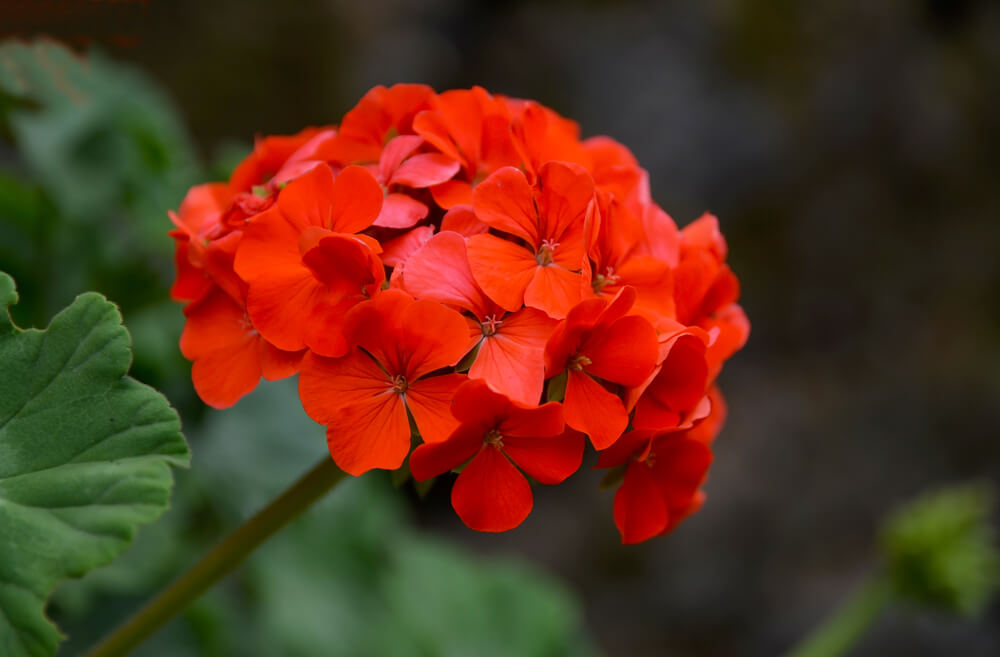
[2,1,999,656]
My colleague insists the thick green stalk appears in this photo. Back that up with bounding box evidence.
[83,456,348,657]
[782,573,894,657]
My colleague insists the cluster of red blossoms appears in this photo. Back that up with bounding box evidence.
[169,84,749,544]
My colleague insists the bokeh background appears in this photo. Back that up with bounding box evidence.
[1,1,999,655]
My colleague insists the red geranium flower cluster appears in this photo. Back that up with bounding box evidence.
[169,84,749,544]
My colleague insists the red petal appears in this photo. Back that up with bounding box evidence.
[297,349,392,424]
[382,225,436,269]
[684,386,727,445]
[203,231,245,305]
[524,265,584,319]
[536,161,595,243]
[441,205,489,237]
[647,333,709,411]
[503,428,584,485]
[595,430,655,469]
[563,369,628,449]
[498,400,564,438]
[244,268,332,353]
[681,212,727,261]
[180,289,261,408]
[399,300,473,379]
[401,231,491,317]
[180,287,252,360]
[259,340,304,380]
[651,437,713,509]
[466,233,538,312]
[413,108,466,168]
[472,166,539,247]
[325,392,411,475]
[702,303,750,377]
[450,378,513,426]
[637,203,680,267]
[300,232,384,298]
[582,315,659,387]
[299,293,366,357]
[374,193,428,229]
[429,180,474,209]
[409,422,484,481]
[614,460,669,544]
[343,291,413,371]
[390,152,462,188]
[451,446,533,532]
[274,164,337,231]
[405,373,467,443]
[190,342,261,409]
[170,239,212,303]
[329,165,384,233]
[470,308,555,406]
[378,135,424,182]
[233,207,302,283]
[613,256,676,321]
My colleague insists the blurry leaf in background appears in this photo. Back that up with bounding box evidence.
[882,483,1000,616]
[53,379,601,657]
[0,39,198,230]
[0,271,189,657]
[0,38,206,401]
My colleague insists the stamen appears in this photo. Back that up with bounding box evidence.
[568,353,592,371]
[536,239,559,266]
[592,266,621,292]
[484,428,504,447]
[392,374,408,394]
[481,314,503,337]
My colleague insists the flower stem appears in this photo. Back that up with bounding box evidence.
[782,573,894,657]
[83,456,347,657]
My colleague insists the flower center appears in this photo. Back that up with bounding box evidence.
[484,428,504,447]
[481,314,503,337]
[567,353,592,372]
[392,374,408,394]
[592,266,620,293]
[536,239,559,266]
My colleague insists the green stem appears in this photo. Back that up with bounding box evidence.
[83,456,348,657]
[782,573,895,657]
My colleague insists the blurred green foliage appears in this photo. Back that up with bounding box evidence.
[0,39,599,657]
[882,483,1000,617]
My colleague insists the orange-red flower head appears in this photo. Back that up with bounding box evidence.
[169,85,750,544]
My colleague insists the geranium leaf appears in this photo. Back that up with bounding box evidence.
[0,271,189,657]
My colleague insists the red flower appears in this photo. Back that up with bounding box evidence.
[544,286,659,448]
[298,290,470,475]
[180,287,303,408]
[400,230,556,405]
[168,85,751,543]
[410,379,584,531]
[413,87,519,209]
[167,183,232,304]
[608,435,713,544]
[371,135,460,228]
[597,389,725,544]
[233,164,384,356]
[316,83,435,164]
[584,190,675,326]
[672,213,750,378]
[627,327,713,433]
[467,161,595,318]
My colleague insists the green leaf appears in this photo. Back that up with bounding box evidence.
[0,271,189,657]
